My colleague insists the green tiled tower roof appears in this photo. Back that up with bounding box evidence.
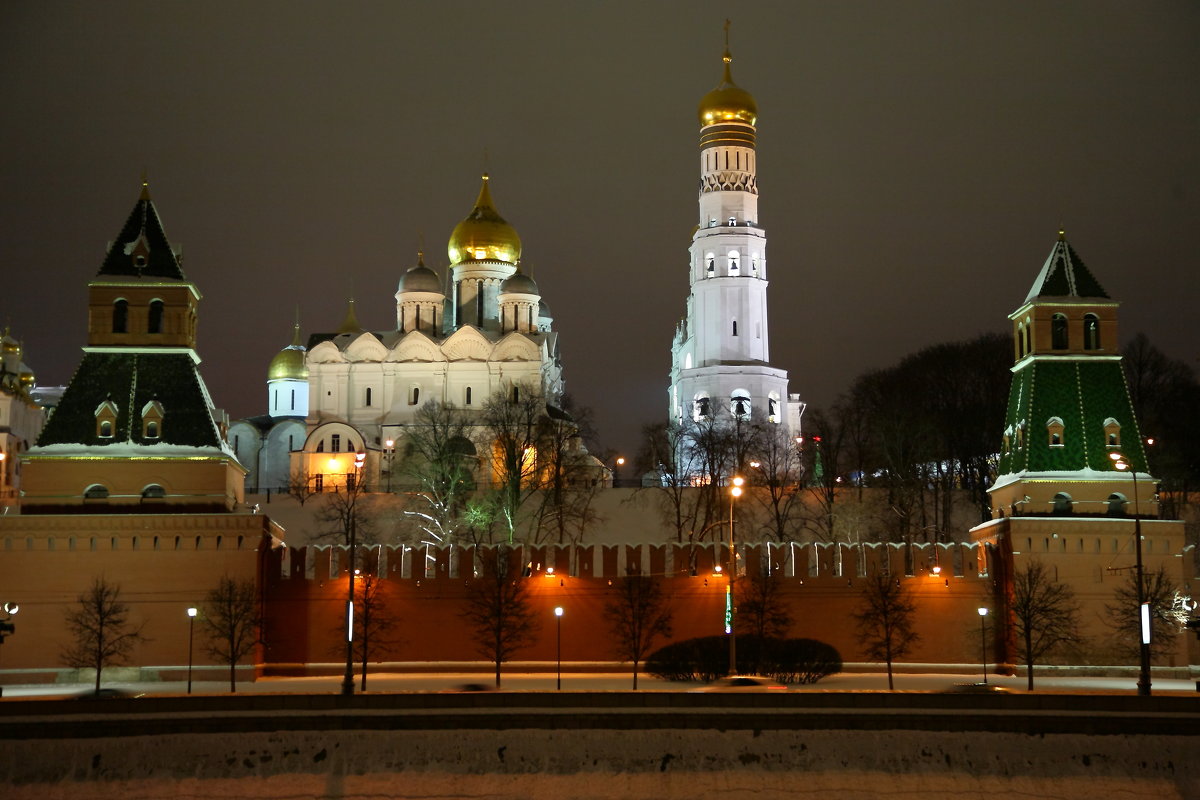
[1024,236,1109,303]
[96,182,188,281]
[37,352,223,448]
[997,359,1147,476]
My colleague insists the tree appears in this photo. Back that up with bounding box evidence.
[399,400,478,547]
[1105,566,1183,662]
[604,573,673,689]
[286,468,319,506]
[61,578,147,696]
[534,397,604,545]
[481,386,547,543]
[1011,561,1082,690]
[335,569,398,691]
[735,571,793,640]
[201,577,260,692]
[851,574,920,690]
[461,546,540,687]
[637,420,700,543]
[748,419,806,542]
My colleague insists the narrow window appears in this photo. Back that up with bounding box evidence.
[331,433,341,453]
[466,386,473,405]
[1084,314,1100,350]
[314,473,324,492]
[148,300,164,334]
[112,299,128,333]
[410,386,420,406]
[1051,313,1068,350]
[512,385,520,403]
[365,387,373,407]
[732,320,738,336]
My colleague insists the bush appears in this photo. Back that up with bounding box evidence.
[646,635,841,684]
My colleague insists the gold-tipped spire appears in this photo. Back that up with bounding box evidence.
[336,298,363,334]
[1058,226,1066,241]
[447,173,522,265]
[698,20,758,127]
[139,171,151,201]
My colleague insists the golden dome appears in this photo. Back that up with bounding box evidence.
[268,323,308,381]
[447,174,522,266]
[18,369,35,388]
[698,48,757,127]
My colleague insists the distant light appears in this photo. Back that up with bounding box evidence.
[977,607,988,617]
[187,607,197,618]
[731,486,743,498]
[554,606,564,617]
[932,565,942,576]
[750,461,760,468]
[732,476,744,487]
[714,565,723,573]
[385,439,395,448]
[3,603,19,615]
[616,457,625,466]
[546,567,555,576]
[327,458,340,471]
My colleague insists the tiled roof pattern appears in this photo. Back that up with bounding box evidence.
[998,359,1146,475]
[37,352,221,448]
[96,196,187,280]
[1024,239,1109,302]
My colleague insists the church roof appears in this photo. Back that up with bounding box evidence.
[96,182,188,281]
[36,352,224,449]
[1024,233,1109,303]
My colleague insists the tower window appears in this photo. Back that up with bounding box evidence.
[148,300,164,334]
[728,216,736,226]
[731,391,750,418]
[410,386,420,406]
[1084,314,1101,350]
[512,385,520,403]
[99,420,113,438]
[1051,313,1069,350]
[112,299,128,334]
[728,250,740,276]
[693,395,710,421]
[1103,418,1121,447]
[466,386,473,405]
[1046,416,1064,447]
[365,387,373,407]
[145,421,159,439]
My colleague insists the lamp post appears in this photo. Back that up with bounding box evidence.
[728,475,744,675]
[341,451,366,697]
[554,606,564,690]
[1110,450,1151,696]
[977,606,989,684]
[384,439,395,493]
[186,607,197,694]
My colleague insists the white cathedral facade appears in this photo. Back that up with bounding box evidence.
[290,175,566,490]
[669,42,803,432]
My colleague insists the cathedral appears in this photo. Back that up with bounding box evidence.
[291,174,567,491]
[669,38,803,432]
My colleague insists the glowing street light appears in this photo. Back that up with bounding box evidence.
[554,606,564,690]
[1109,450,1151,696]
[728,476,744,674]
[186,606,198,694]
[341,451,367,697]
[977,607,989,684]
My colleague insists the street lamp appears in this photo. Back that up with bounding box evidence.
[728,475,744,675]
[1110,450,1151,696]
[186,607,198,694]
[977,607,989,684]
[613,456,625,487]
[384,439,395,493]
[341,451,366,697]
[554,606,564,690]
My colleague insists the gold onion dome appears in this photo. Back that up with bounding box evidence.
[447,173,522,266]
[268,323,308,381]
[698,47,757,127]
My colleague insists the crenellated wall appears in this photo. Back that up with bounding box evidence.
[260,541,996,672]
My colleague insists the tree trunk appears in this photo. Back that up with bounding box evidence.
[229,662,236,693]
[633,659,639,690]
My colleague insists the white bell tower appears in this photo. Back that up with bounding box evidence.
[669,27,802,431]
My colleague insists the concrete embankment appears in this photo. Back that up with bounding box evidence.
[2,692,1198,799]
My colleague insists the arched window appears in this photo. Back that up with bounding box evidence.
[112,299,129,333]
[465,386,473,405]
[1017,323,1025,357]
[1046,416,1064,447]
[1051,313,1069,350]
[1023,317,1031,355]
[728,250,740,276]
[512,385,520,403]
[767,394,780,423]
[84,484,109,500]
[365,387,373,407]
[145,421,159,438]
[693,394,710,421]
[684,352,692,369]
[730,390,750,419]
[706,253,715,278]
[1083,314,1100,350]
[1052,492,1073,515]
[1103,417,1121,447]
[751,255,759,277]
[148,300,164,334]
[99,420,113,438]
[142,484,166,499]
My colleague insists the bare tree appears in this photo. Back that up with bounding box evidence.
[851,574,920,690]
[534,400,603,545]
[62,578,147,696]
[481,386,547,543]
[1011,561,1082,690]
[1105,566,1182,662]
[201,576,260,692]
[286,468,319,506]
[749,419,805,542]
[604,573,673,689]
[461,546,540,687]
[399,400,478,547]
[637,420,699,542]
[735,571,793,640]
[331,569,398,691]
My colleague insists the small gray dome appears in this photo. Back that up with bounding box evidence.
[500,271,539,295]
[398,256,442,294]
[538,299,553,318]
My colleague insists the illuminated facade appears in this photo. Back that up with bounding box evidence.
[0,330,45,508]
[296,174,565,488]
[669,35,803,431]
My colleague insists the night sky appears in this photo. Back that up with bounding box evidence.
[2,2,1196,458]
